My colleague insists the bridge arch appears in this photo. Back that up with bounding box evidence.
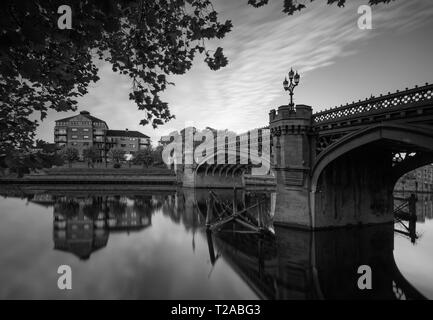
[310,124,433,228]
[195,147,271,177]
[311,124,433,192]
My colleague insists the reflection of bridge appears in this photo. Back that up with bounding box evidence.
[209,225,426,300]
[182,83,433,228]
[199,193,425,299]
[180,188,427,300]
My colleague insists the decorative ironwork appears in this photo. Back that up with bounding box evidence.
[316,133,346,154]
[313,83,433,124]
[392,152,417,167]
[393,281,407,300]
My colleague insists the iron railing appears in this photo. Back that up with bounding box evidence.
[313,83,433,124]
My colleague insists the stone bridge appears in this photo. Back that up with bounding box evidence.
[181,83,433,229]
[270,83,433,229]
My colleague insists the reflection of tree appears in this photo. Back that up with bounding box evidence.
[82,196,104,219]
[54,198,80,218]
[133,196,154,217]
[108,197,127,216]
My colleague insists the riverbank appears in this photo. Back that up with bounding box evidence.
[0,167,178,185]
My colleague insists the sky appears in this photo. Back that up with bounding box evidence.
[36,0,433,145]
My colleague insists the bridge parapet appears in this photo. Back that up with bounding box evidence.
[312,83,433,126]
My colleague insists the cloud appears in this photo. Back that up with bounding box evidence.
[173,0,433,133]
[36,0,433,143]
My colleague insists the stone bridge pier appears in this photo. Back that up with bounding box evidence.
[269,104,315,228]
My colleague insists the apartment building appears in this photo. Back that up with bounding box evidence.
[54,110,150,160]
[395,164,433,192]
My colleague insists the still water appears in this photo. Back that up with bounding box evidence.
[0,185,432,300]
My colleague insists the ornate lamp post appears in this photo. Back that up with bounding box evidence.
[283,68,300,111]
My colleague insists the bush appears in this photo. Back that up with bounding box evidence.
[108,148,125,164]
[113,163,121,169]
[83,146,100,166]
[59,147,79,168]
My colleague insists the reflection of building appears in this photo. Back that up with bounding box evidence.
[54,213,108,260]
[416,193,433,222]
[53,198,109,260]
[395,164,433,193]
[54,110,150,159]
[52,196,153,260]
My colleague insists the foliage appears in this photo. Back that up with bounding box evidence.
[0,0,232,158]
[59,147,79,167]
[0,150,64,177]
[35,139,58,153]
[83,146,100,163]
[133,147,153,167]
[152,144,164,165]
[108,148,125,163]
[248,0,395,15]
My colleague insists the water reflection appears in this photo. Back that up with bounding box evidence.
[52,196,153,260]
[394,191,433,222]
[0,186,432,299]
[209,224,424,299]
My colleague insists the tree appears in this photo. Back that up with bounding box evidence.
[152,144,164,165]
[59,147,79,168]
[35,139,58,153]
[1,150,63,177]
[108,148,125,164]
[82,146,100,167]
[133,147,153,168]
[248,0,395,15]
[0,0,232,159]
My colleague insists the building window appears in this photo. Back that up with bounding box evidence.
[83,135,89,139]
[71,135,78,139]
[72,128,78,132]
[129,144,135,148]
[71,142,78,146]
[83,128,89,132]
[121,144,127,147]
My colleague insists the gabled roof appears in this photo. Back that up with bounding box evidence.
[106,130,149,138]
[55,111,107,125]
